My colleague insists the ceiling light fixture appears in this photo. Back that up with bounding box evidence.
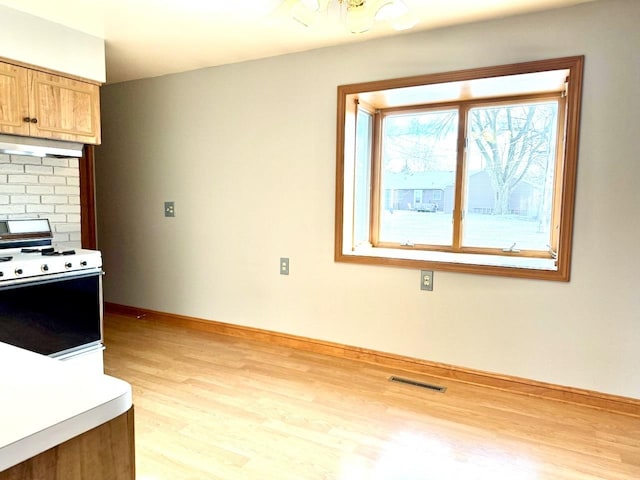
[290,0,417,34]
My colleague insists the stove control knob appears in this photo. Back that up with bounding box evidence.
[0,271,3,277]
[15,268,23,275]
[65,262,72,269]
[80,261,88,267]
[41,264,49,272]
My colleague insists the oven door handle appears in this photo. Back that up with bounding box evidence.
[0,268,102,291]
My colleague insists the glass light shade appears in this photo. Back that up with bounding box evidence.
[346,3,374,33]
[291,0,415,33]
[301,0,321,9]
[389,10,418,30]
[375,0,416,30]
[292,1,320,26]
[375,0,405,21]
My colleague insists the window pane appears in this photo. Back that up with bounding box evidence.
[353,107,373,248]
[463,101,558,251]
[379,109,458,246]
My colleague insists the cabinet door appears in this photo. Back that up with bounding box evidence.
[0,63,30,136]
[29,71,101,144]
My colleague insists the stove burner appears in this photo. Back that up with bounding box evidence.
[0,244,100,284]
[21,247,55,254]
[42,250,76,256]
[20,247,76,256]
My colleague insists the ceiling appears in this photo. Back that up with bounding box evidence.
[0,0,596,84]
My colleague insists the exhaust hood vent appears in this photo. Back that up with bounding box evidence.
[0,134,83,158]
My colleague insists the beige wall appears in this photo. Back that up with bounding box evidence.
[96,0,640,399]
[0,5,105,82]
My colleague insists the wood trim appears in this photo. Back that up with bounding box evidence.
[373,242,555,259]
[378,91,564,115]
[338,56,583,95]
[453,104,466,249]
[369,109,382,245]
[79,145,97,249]
[105,302,640,418]
[335,87,350,257]
[550,90,568,256]
[335,56,583,281]
[555,56,583,282]
[333,254,567,280]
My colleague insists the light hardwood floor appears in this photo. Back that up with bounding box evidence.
[103,313,640,480]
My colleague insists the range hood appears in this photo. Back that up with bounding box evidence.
[0,134,83,158]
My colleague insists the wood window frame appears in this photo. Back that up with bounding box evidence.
[334,56,584,281]
[371,93,564,259]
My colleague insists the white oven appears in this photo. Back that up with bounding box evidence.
[0,219,104,374]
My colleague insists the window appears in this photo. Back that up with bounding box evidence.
[335,57,584,281]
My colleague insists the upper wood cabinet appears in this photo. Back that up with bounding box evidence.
[0,62,30,137]
[0,61,101,145]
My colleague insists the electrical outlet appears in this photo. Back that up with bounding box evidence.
[280,257,289,275]
[420,270,434,291]
[164,201,175,217]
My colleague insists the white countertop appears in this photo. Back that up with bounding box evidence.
[0,342,132,472]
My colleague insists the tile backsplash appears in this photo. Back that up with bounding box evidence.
[0,153,81,249]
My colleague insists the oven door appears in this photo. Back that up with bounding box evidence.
[0,270,103,357]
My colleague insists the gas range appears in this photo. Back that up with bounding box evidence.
[0,247,102,283]
[0,218,105,373]
[0,219,102,284]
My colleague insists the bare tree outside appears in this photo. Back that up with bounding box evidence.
[468,102,558,216]
[378,100,559,250]
[382,110,457,173]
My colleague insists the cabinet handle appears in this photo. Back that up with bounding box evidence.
[23,117,31,123]
[30,118,38,124]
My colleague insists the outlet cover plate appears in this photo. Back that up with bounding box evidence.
[420,270,434,291]
[280,257,289,275]
[164,201,175,217]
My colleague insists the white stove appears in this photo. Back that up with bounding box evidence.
[0,247,102,284]
[0,218,105,375]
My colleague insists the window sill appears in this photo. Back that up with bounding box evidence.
[338,245,563,280]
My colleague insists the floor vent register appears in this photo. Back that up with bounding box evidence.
[389,376,447,393]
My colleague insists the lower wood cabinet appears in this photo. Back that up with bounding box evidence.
[0,407,135,480]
